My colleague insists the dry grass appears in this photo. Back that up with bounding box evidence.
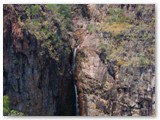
[99,22,132,35]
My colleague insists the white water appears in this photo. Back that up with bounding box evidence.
[72,46,79,115]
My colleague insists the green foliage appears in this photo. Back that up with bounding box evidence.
[113,33,126,43]
[17,4,71,60]
[99,42,109,54]
[3,96,10,115]
[8,110,24,116]
[46,4,71,19]
[58,4,72,19]
[138,29,155,41]
[76,51,86,67]
[25,5,41,19]
[100,46,107,53]
[108,8,115,16]
[79,51,86,58]
[46,4,72,30]
[46,4,59,12]
[107,8,130,23]
[3,95,24,116]
[87,24,96,33]
[21,4,72,40]
[139,56,149,67]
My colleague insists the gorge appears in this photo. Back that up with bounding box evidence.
[3,4,155,116]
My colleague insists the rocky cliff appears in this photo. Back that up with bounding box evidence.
[3,4,155,116]
[72,4,155,116]
[3,5,75,116]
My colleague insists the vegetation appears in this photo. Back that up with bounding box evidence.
[98,42,110,55]
[8,110,24,116]
[98,5,154,68]
[79,51,86,58]
[139,55,150,67]
[15,4,72,60]
[76,50,86,69]
[3,96,10,115]
[77,51,86,62]
[45,4,72,30]
[3,95,24,116]
[87,23,96,33]
[99,22,132,35]
[3,4,155,116]
[107,8,130,23]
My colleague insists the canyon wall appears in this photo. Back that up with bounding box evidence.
[3,4,155,116]
[72,4,155,116]
[3,5,75,116]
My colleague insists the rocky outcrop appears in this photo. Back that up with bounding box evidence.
[3,5,75,116]
[3,4,155,116]
[72,4,155,116]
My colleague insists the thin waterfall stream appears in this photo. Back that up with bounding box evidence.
[72,46,79,116]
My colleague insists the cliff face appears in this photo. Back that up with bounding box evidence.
[3,4,155,116]
[3,5,75,116]
[72,5,155,116]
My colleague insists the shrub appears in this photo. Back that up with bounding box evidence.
[87,24,96,33]
[107,8,129,23]
[8,110,24,116]
[99,42,110,54]
[79,51,86,58]
[25,5,41,19]
[3,95,24,116]
[46,4,72,30]
[139,56,149,67]
[16,4,71,61]
[3,96,10,115]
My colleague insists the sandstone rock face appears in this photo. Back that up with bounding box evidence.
[3,5,75,116]
[72,4,155,116]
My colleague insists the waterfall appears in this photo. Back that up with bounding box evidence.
[72,46,79,116]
